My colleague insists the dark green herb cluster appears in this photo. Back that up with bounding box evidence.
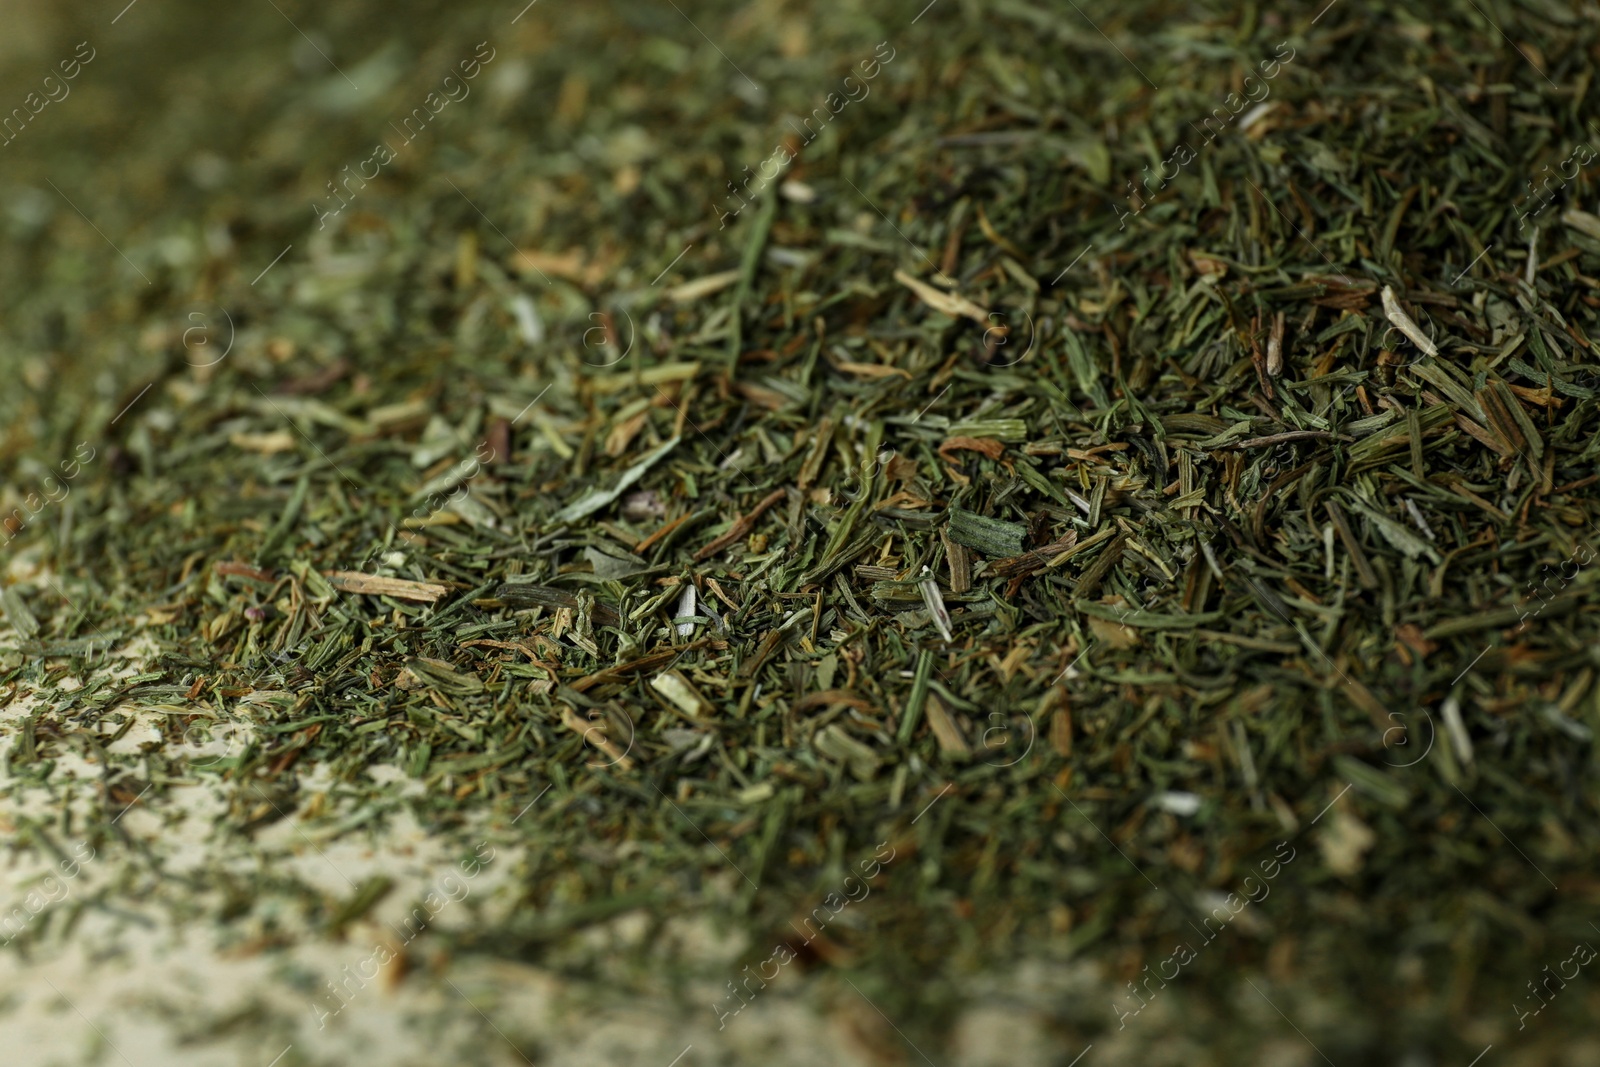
[3,0,1600,1061]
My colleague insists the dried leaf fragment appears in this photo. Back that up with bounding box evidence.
[918,569,954,642]
[894,270,990,324]
[1380,285,1438,357]
[1562,208,1600,241]
[814,724,881,780]
[923,692,971,758]
[324,572,449,603]
[651,669,714,717]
